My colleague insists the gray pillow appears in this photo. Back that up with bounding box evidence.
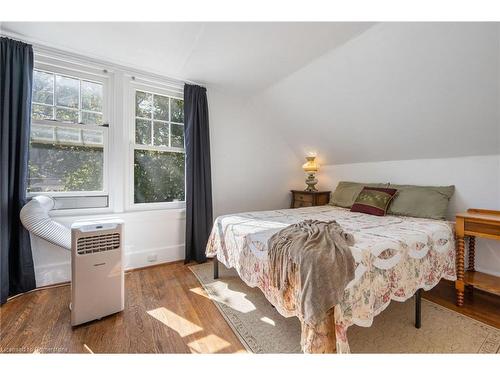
[330,181,389,208]
[387,184,455,220]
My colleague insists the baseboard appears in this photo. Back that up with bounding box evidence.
[34,244,185,287]
[124,244,184,270]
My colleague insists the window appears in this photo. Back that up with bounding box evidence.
[32,70,104,125]
[133,90,185,204]
[28,68,108,205]
[27,53,185,213]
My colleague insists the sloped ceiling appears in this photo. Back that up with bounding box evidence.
[254,22,500,165]
[2,22,499,165]
[0,22,373,93]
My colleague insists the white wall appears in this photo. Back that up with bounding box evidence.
[314,155,500,276]
[208,88,302,217]
[32,210,185,286]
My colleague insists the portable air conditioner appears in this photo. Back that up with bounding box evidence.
[70,218,125,326]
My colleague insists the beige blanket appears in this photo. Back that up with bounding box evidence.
[268,219,355,324]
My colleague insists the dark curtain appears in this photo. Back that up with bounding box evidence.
[184,84,213,263]
[0,37,36,304]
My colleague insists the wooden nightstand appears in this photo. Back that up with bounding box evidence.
[455,208,500,306]
[290,190,331,208]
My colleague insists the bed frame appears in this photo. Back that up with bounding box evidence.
[213,259,422,329]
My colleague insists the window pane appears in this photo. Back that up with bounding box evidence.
[56,75,79,109]
[171,123,184,148]
[153,95,169,121]
[56,107,79,123]
[134,150,185,203]
[81,81,103,112]
[135,118,152,145]
[153,121,169,147]
[28,142,103,193]
[31,124,104,147]
[82,129,104,145]
[33,71,54,105]
[171,98,184,123]
[32,104,54,121]
[56,127,81,144]
[81,111,103,125]
[31,124,55,142]
[136,91,152,118]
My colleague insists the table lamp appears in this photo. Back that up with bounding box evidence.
[302,156,319,192]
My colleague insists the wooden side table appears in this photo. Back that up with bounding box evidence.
[455,208,500,306]
[290,190,331,208]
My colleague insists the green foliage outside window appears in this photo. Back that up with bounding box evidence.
[134,150,185,203]
[134,90,185,204]
[28,143,103,192]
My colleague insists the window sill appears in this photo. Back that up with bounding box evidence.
[126,201,186,212]
[48,206,115,218]
[47,204,186,219]
[49,208,186,220]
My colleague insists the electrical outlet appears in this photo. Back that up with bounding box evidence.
[147,254,158,263]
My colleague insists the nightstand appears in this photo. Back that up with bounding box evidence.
[455,208,500,306]
[290,190,331,208]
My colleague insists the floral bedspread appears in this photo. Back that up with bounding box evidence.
[206,205,456,353]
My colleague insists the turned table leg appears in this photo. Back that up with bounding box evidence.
[468,236,476,271]
[455,236,465,306]
[466,236,476,296]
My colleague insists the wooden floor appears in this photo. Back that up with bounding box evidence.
[0,262,246,353]
[1,261,499,353]
[423,281,500,329]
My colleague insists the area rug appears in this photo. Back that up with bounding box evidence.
[189,262,500,353]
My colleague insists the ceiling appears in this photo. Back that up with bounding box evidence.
[1,22,374,93]
[256,22,500,164]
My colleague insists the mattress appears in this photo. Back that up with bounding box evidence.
[206,205,456,353]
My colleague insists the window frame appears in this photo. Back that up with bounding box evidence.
[126,82,186,211]
[28,60,112,209]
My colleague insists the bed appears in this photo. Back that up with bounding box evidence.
[206,205,456,353]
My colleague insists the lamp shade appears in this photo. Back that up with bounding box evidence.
[302,156,318,173]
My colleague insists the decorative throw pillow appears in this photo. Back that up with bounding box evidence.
[350,187,398,216]
[329,181,390,208]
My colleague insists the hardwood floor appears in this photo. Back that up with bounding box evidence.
[0,262,245,353]
[1,261,498,353]
[423,280,500,329]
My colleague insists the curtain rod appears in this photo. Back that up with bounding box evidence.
[0,30,204,88]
